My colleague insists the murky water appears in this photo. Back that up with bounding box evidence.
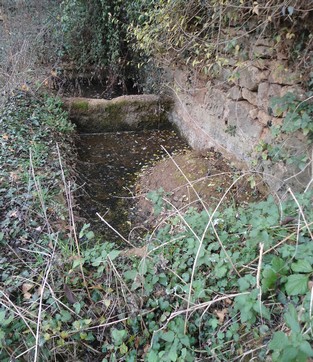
[76,129,188,242]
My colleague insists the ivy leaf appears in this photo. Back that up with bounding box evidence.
[285,274,309,295]
[111,329,127,346]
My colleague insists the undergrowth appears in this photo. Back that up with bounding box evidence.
[1,92,313,361]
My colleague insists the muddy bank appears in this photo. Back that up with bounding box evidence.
[133,149,266,228]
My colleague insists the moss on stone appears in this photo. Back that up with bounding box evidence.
[72,100,89,111]
[64,95,173,133]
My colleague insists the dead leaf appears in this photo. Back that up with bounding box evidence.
[37,286,43,297]
[280,216,296,226]
[21,84,29,91]
[23,292,32,300]
[22,283,34,299]
[22,283,34,293]
[64,284,77,304]
[214,308,228,324]
[225,298,232,305]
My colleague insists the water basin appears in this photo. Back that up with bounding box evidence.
[75,129,188,241]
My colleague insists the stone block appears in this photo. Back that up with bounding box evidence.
[242,88,258,106]
[250,45,274,59]
[281,85,305,100]
[249,108,258,119]
[63,95,173,132]
[257,82,270,110]
[225,100,263,138]
[257,83,282,113]
[257,110,271,125]
[269,61,301,85]
[237,64,269,91]
[227,86,242,101]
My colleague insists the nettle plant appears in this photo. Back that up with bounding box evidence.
[68,188,312,361]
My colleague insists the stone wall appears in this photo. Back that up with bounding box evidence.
[168,43,310,192]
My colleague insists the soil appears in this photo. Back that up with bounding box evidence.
[133,149,267,228]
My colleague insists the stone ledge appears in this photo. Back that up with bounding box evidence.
[63,94,174,133]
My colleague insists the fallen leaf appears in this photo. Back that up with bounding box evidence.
[23,292,32,300]
[225,298,232,305]
[22,283,34,293]
[64,284,77,304]
[214,308,228,324]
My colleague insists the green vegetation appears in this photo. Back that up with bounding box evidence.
[131,0,313,77]
[254,92,313,171]
[58,0,155,92]
[1,0,313,361]
[1,91,312,360]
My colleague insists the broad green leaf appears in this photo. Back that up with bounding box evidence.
[284,304,300,333]
[281,346,299,361]
[168,348,178,361]
[0,311,6,323]
[123,269,137,280]
[238,277,250,291]
[72,257,84,269]
[262,268,278,291]
[111,329,127,346]
[147,350,158,362]
[291,260,313,273]
[215,266,227,279]
[161,331,175,342]
[108,250,120,261]
[86,230,95,240]
[119,342,128,355]
[272,257,288,273]
[253,302,271,320]
[268,331,288,351]
[299,340,313,357]
[285,274,308,295]
[139,260,148,275]
[60,310,72,322]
